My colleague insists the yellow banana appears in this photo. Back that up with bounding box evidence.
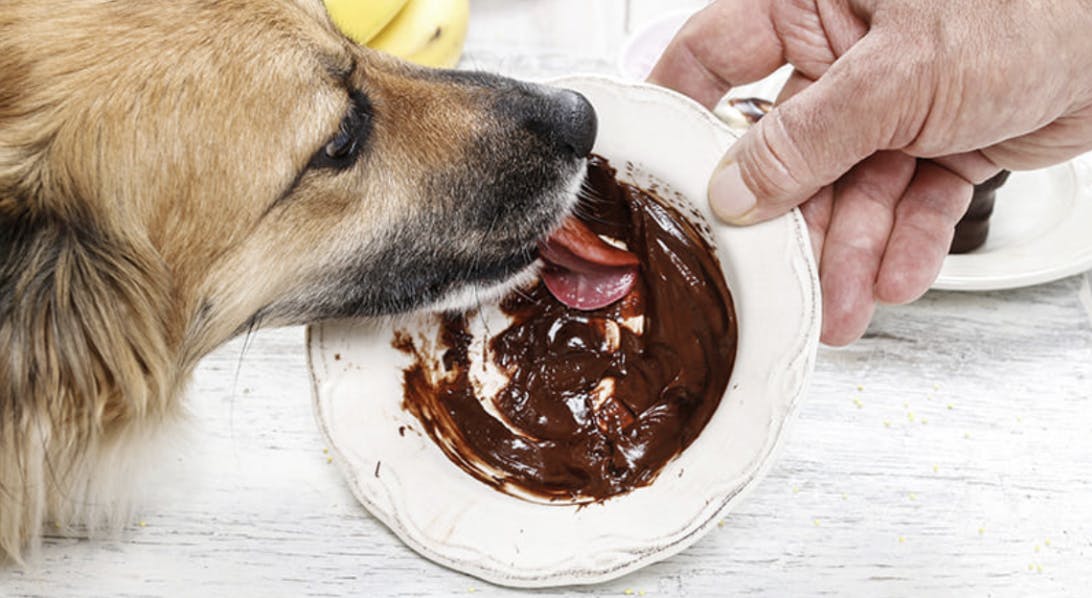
[324,0,410,46]
[404,7,468,69]
[368,0,470,68]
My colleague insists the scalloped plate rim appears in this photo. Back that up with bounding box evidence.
[306,74,821,588]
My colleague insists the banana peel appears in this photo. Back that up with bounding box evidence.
[323,0,410,45]
[367,0,470,68]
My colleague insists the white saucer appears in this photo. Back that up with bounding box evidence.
[934,154,1092,291]
[307,76,820,587]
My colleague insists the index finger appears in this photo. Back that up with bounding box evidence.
[647,0,786,109]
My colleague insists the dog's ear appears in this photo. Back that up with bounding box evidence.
[0,14,184,559]
[0,191,175,560]
[0,195,175,419]
[0,16,176,426]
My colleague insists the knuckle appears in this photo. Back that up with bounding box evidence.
[738,111,813,204]
[848,34,939,151]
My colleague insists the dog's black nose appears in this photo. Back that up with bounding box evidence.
[552,90,597,157]
[513,86,598,158]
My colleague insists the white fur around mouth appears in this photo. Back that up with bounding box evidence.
[428,262,541,314]
[427,160,587,315]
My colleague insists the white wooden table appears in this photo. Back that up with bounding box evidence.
[7,2,1092,596]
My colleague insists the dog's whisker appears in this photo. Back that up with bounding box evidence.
[577,179,605,199]
[228,312,262,467]
[473,289,490,339]
[509,277,541,305]
[571,205,614,228]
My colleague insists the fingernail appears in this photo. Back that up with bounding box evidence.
[708,161,757,223]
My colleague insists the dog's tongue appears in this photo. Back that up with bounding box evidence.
[539,217,639,310]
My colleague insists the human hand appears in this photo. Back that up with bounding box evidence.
[649,0,1092,345]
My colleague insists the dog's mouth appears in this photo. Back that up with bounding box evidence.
[437,184,641,316]
[537,216,638,310]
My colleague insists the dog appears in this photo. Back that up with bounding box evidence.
[0,0,596,561]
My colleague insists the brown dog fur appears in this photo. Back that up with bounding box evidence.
[0,0,591,561]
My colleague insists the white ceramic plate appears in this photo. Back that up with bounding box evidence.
[307,75,821,587]
[933,154,1092,291]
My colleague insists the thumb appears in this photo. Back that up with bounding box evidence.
[709,36,901,224]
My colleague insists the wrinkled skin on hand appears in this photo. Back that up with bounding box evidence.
[650,0,1092,345]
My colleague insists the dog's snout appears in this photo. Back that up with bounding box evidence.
[504,85,598,158]
[552,90,597,157]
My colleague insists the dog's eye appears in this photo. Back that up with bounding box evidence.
[308,91,372,170]
[324,130,356,160]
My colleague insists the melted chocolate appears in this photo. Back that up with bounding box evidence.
[395,156,737,502]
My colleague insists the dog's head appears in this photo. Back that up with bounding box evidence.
[1,0,595,358]
[0,0,596,557]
